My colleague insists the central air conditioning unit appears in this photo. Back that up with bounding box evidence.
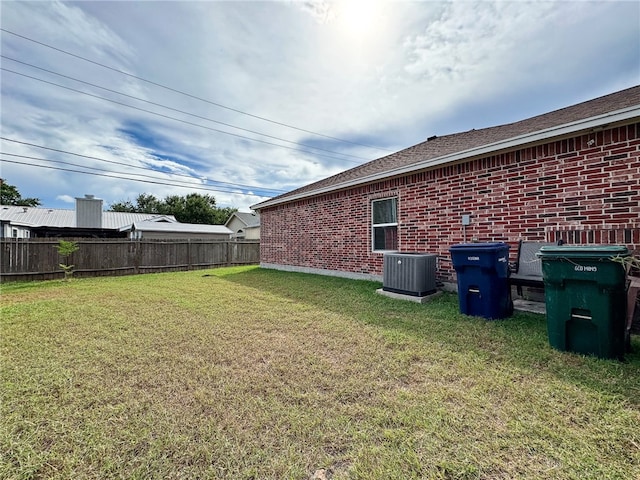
[383,252,437,297]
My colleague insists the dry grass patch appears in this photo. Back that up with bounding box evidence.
[1,266,639,479]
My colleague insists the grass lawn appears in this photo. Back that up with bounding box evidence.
[1,266,639,479]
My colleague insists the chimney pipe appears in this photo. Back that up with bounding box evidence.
[75,195,103,229]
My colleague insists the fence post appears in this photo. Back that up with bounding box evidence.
[187,238,191,271]
[134,240,141,275]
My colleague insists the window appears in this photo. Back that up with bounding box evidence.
[372,197,398,251]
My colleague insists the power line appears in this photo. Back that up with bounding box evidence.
[1,137,287,194]
[2,68,364,165]
[1,56,370,161]
[0,28,394,153]
[0,155,273,197]
[1,152,268,195]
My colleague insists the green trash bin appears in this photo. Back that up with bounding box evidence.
[537,245,629,360]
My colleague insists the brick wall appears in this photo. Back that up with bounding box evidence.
[260,122,640,282]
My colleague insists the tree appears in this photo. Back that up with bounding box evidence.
[135,193,163,214]
[109,193,162,214]
[108,199,136,213]
[108,192,236,224]
[0,179,41,206]
[55,240,79,281]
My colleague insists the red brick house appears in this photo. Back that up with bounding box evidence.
[252,86,640,285]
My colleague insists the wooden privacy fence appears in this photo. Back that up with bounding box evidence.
[0,239,260,282]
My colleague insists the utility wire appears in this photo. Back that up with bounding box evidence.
[1,137,287,195]
[1,152,269,195]
[1,56,370,161]
[2,68,363,165]
[1,28,394,153]
[0,155,272,197]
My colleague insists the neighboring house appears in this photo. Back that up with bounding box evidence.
[252,85,640,284]
[0,196,176,238]
[120,221,232,240]
[225,211,261,240]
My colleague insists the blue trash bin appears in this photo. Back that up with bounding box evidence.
[450,242,512,319]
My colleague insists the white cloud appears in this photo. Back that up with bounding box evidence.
[56,194,75,204]
[1,0,638,214]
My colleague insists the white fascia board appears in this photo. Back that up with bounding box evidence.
[131,223,233,234]
[2,220,38,228]
[252,106,640,210]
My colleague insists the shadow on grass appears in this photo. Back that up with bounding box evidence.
[211,266,640,405]
[0,279,68,293]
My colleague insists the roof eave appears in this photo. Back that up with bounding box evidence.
[251,105,640,211]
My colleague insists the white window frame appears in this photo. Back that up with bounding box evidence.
[371,197,398,252]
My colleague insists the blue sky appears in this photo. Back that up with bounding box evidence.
[1,0,638,212]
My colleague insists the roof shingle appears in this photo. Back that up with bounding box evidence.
[253,85,640,209]
[226,211,260,228]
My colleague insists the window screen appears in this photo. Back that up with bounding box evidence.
[372,198,398,251]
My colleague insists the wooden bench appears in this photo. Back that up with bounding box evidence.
[626,275,639,351]
[509,241,556,296]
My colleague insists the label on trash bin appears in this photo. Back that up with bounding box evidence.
[467,256,480,261]
[574,265,597,272]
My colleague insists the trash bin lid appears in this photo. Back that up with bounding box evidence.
[449,242,509,251]
[537,245,629,259]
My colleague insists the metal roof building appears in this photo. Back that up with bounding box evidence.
[120,221,232,240]
[0,205,178,239]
